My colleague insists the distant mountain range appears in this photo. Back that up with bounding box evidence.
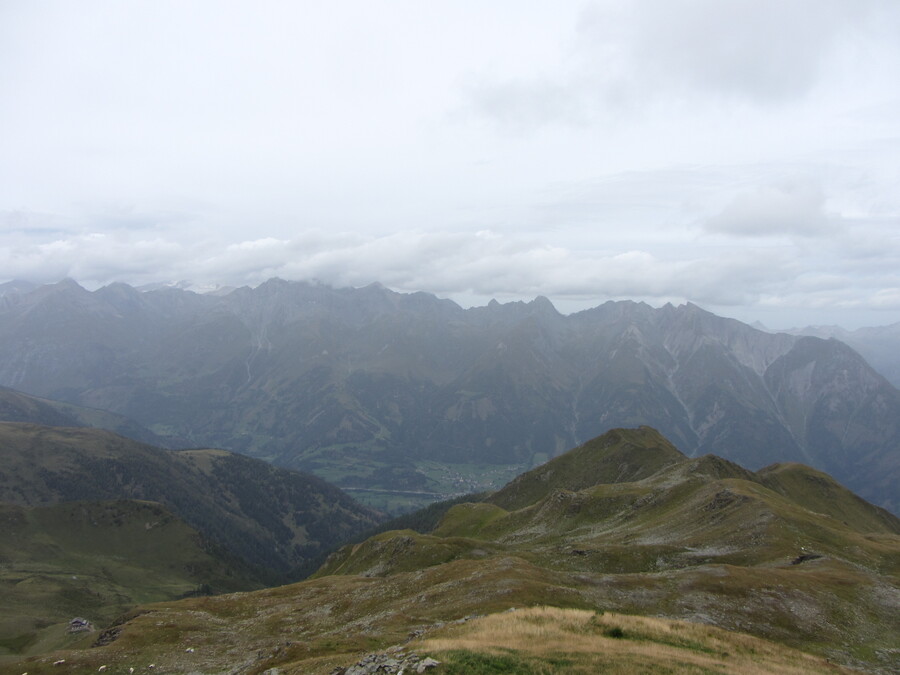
[783,322,900,389]
[0,278,897,513]
[7,427,897,674]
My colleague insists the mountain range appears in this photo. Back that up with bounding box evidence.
[6,427,897,674]
[0,278,897,513]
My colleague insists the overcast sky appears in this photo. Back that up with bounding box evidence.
[2,1,900,328]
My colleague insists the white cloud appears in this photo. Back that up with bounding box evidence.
[579,0,861,103]
[1,2,900,328]
[704,180,834,237]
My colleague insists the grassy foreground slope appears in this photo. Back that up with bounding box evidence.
[4,561,856,675]
[419,606,852,674]
[320,428,900,672]
[0,500,256,661]
[5,427,898,674]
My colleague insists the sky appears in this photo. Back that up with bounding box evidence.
[2,1,900,329]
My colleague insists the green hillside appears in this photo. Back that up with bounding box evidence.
[0,422,381,579]
[487,426,686,511]
[6,427,897,674]
[0,499,256,661]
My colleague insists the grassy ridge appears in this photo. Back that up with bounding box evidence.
[4,427,898,674]
[487,427,686,511]
[316,428,900,670]
[0,385,173,447]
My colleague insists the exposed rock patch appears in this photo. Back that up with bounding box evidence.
[67,617,94,633]
[331,646,441,674]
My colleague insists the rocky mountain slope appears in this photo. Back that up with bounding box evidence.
[0,422,380,580]
[7,427,897,674]
[787,321,900,389]
[0,279,897,512]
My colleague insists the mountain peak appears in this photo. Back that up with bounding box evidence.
[529,295,559,315]
[488,427,686,511]
[53,277,87,292]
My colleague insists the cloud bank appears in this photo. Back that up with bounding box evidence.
[1,1,900,329]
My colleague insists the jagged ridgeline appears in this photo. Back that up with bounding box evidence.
[7,428,897,674]
[0,279,897,514]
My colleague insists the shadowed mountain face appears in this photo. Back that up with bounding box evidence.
[0,279,897,512]
[7,427,897,675]
[0,385,176,447]
[788,321,900,389]
[0,422,380,580]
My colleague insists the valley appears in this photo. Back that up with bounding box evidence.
[0,279,898,514]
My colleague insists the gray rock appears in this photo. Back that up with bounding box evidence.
[67,617,94,633]
[416,657,441,672]
[338,649,440,675]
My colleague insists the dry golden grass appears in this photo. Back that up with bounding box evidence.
[414,606,853,674]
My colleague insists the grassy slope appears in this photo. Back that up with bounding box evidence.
[420,606,853,674]
[0,422,381,579]
[318,428,900,671]
[5,558,864,675]
[0,500,257,661]
[5,427,898,674]
[487,426,686,511]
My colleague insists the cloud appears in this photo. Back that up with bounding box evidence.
[3,215,900,323]
[580,0,855,103]
[0,225,799,308]
[462,77,588,134]
[463,0,899,130]
[704,180,834,237]
[1,2,899,329]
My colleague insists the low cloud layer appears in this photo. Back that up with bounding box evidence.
[1,1,899,329]
[4,206,899,327]
[705,180,833,237]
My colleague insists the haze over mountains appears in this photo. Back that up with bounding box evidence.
[0,278,897,513]
[785,322,900,390]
